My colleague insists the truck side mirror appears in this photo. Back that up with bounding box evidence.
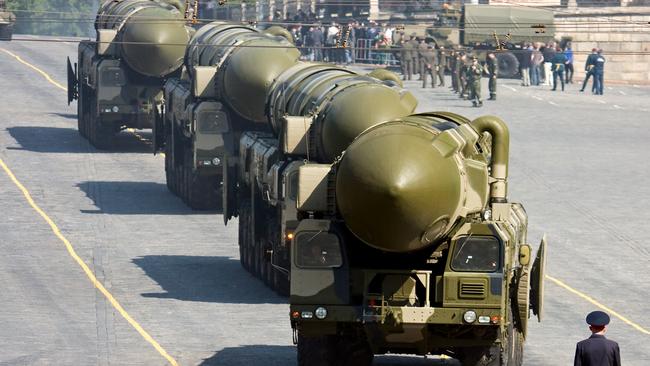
[519,244,531,266]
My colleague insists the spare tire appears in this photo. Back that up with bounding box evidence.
[496,52,519,78]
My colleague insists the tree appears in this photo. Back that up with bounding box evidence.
[6,0,98,36]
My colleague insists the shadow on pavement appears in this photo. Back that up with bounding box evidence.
[76,181,220,215]
[132,255,285,304]
[49,112,78,120]
[199,345,295,366]
[197,345,459,366]
[6,126,152,154]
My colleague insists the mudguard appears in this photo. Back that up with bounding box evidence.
[530,234,547,321]
[67,57,78,105]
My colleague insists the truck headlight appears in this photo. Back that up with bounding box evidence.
[315,307,328,320]
[463,310,477,324]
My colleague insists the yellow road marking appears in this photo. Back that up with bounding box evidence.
[0,48,179,365]
[0,157,180,366]
[0,48,67,91]
[546,275,650,335]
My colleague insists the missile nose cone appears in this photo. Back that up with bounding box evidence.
[336,123,463,253]
[121,9,189,77]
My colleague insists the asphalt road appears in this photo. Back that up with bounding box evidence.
[0,36,649,366]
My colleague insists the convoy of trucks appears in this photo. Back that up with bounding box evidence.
[64,2,547,364]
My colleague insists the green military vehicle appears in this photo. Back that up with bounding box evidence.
[399,4,556,77]
[155,23,296,209]
[161,22,546,364]
[0,0,16,41]
[67,0,191,149]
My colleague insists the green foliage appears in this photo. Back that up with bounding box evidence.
[6,0,98,36]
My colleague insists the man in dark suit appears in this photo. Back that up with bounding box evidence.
[574,311,621,366]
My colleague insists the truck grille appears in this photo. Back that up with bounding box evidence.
[460,281,486,299]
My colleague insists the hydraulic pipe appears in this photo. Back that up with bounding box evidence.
[469,115,510,202]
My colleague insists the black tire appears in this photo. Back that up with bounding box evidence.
[273,268,289,296]
[337,335,374,366]
[238,199,251,271]
[187,173,221,210]
[297,332,337,366]
[496,52,520,79]
[164,140,174,193]
[77,84,86,138]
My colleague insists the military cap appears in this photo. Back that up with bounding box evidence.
[586,311,610,326]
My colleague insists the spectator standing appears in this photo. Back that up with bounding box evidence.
[520,43,532,86]
[531,43,544,86]
[564,42,574,84]
[593,49,606,95]
[542,42,556,86]
[551,47,567,91]
[310,25,324,61]
[580,48,599,93]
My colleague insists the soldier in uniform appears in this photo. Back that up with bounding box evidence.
[421,44,437,88]
[408,33,419,81]
[458,53,469,99]
[574,311,621,366]
[437,46,446,87]
[468,56,483,107]
[580,48,599,93]
[486,51,498,100]
[399,39,412,81]
[417,37,428,81]
[449,50,458,92]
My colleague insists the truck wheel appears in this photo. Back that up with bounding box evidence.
[238,199,251,271]
[164,142,175,193]
[273,268,289,296]
[297,332,337,366]
[77,84,86,138]
[457,347,498,366]
[187,173,221,210]
[496,52,520,78]
[336,335,374,366]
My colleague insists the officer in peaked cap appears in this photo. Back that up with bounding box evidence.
[574,311,621,366]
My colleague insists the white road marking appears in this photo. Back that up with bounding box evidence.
[598,100,607,104]
[607,86,613,90]
[502,85,517,92]
[548,101,558,106]
[532,96,544,101]
[633,84,640,88]
[613,105,623,110]
[619,90,627,96]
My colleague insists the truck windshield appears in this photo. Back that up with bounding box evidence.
[451,236,500,272]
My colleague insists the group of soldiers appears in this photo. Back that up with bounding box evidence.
[398,33,499,108]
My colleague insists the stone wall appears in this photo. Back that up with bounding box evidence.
[555,7,650,83]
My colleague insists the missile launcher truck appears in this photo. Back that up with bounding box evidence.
[162,22,546,365]
[67,0,191,149]
[0,0,15,41]
[154,23,299,209]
